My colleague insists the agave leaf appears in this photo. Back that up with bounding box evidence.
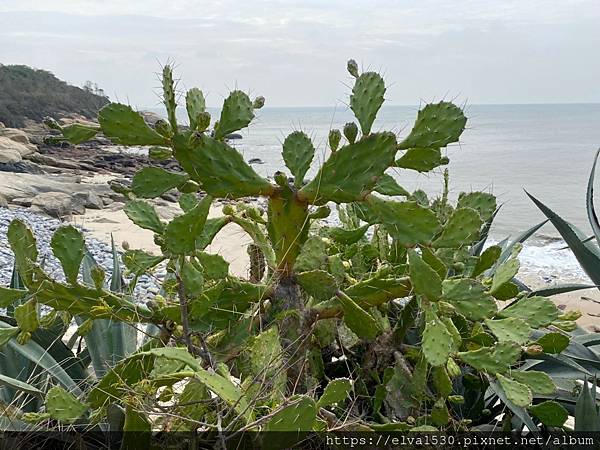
[575,378,600,431]
[587,148,600,247]
[528,283,596,297]
[527,191,600,286]
[488,379,539,431]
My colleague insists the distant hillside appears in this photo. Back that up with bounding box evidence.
[0,64,109,128]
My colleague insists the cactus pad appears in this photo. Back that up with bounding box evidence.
[528,401,568,427]
[51,225,85,284]
[264,395,317,431]
[124,200,164,234]
[535,332,569,354]
[350,72,385,135]
[296,270,337,300]
[457,192,497,221]
[300,132,397,205]
[442,279,497,320]
[164,195,212,254]
[458,342,521,374]
[148,146,172,161]
[498,296,559,328]
[490,257,520,294]
[422,308,454,367]
[174,134,274,198]
[396,147,444,172]
[510,371,555,395]
[282,131,315,187]
[327,224,369,245]
[98,103,169,146]
[214,90,255,139]
[317,378,352,408]
[162,65,178,131]
[399,102,466,150]
[123,250,164,276]
[60,124,99,144]
[337,291,380,340]
[369,198,441,246]
[373,174,410,197]
[432,366,453,397]
[433,207,482,248]
[484,318,531,345]
[196,251,229,279]
[408,249,442,301]
[131,167,189,199]
[186,87,206,130]
[472,245,501,277]
[496,373,532,408]
[45,386,88,423]
[15,300,39,333]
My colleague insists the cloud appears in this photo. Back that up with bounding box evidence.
[1,1,599,106]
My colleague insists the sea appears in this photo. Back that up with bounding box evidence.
[148,103,600,282]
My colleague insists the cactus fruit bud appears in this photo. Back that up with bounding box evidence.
[154,119,172,137]
[446,359,461,378]
[43,117,61,130]
[253,96,265,109]
[274,171,289,187]
[197,111,211,132]
[16,331,32,345]
[328,129,342,152]
[222,204,235,216]
[553,320,577,332]
[448,395,465,404]
[524,344,544,356]
[343,122,359,144]
[91,265,105,290]
[347,59,359,78]
[77,318,94,336]
[148,146,172,161]
[558,310,582,321]
[122,241,130,250]
[438,301,456,316]
[452,262,465,272]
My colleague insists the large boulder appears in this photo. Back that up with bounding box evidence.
[0,128,37,155]
[31,192,85,217]
[0,136,34,162]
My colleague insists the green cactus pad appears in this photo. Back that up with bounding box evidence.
[337,291,381,340]
[181,261,204,298]
[396,147,444,172]
[373,174,410,197]
[528,401,568,427]
[422,309,454,367]
[458,342,521,374]
[264,395,317,432]
[432,208,482,248]
[50,225,85,284]
[510,371,555,395]
[408,249,442,301]
[196,251,229,279]
[98,103,169,146]
[148,146,172,161]
[491,281,519,300]
[124,200,164,234]
[297,270,337,300]
[327,224,369,245]
[174,133,274,198]
[369,198,441,246]
[186,87,206,130]
[214,90,255,140]
[490,257,520,294]
[164,195,212,254]
[535,332,569,354]
[0,287,26,308]
[60,123,99,144]
[131,167,189,199]
[300,132,397,205]
[399,102,466,150]
[343,276,411,308]
[498,296,559,328]
[431,398,450,426]
[282,131,315,187]
[178,192,198,212]
[7,219,38,284]
[122,249,164,276]
[14,300,39,333]
[162,65,178,131]
[442,316,462,350]
[45,386,88,423]
[432,366,453,397]
[484,318,531,344]
[317,378,352,408]
[295,236,328,272]
[196,217,231,250]
[472,245,501,277]
[457,192,497,221]
[420,246,447,279]
[442,279,497,320]
[496,373,532,408]
[350,72,385,135]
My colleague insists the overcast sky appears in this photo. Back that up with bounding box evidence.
[1,1,599,107]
